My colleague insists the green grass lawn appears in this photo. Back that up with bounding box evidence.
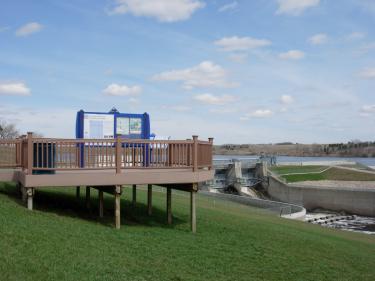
[270,165,327,175]
[338,163,374,171]
[0,182,374,281]
[281,167,375,183]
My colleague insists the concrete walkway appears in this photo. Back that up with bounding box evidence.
[291,180,375,191]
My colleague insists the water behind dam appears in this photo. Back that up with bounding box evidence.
[214,155,375,167]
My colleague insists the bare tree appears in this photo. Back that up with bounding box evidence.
[0,120,20,139]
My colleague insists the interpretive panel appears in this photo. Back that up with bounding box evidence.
[129,118,142,134]
[116,117,130,136]
[83,114,114,139]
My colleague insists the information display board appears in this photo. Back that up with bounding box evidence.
[76,110,150,140]
[83,114,114,139]
[116,117,130,136]
[129,118,142,134]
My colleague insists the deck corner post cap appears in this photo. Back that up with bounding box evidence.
[27,132,33,136]
[208,137,214,142]
[192,135,198,140]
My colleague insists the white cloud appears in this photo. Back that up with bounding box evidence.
[228,53,248,63]
[214,36,271,52]
[276,0,320,16]
[209,107,238,114]
[347,32,366,41]
[108,0,205,22]
[128,97,139,104]
[0,82,31,96]
[359,68,375,79]
[162,105,192,112]
[0,26,10,32]
[361,105,375,113]
[15,22,43,37]
[358,42,375,55]
[247,109,274,118]
[103,83,142,96]
[355,0,375,15]
[308,33,328,45]
[360,105,375,117]
[218,1,238,12]
[193,93,236,105]
[171,105,191,112]
[280,107,288,113]
[153,61,236,89]
[281,95,294,104]
[279,50,305,60]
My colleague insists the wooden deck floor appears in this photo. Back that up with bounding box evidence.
[1,168,213,188]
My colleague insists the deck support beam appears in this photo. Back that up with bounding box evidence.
[147,184,152,216]
[27,187,34,210]
[114,185,121,229]
[167,187,172,225]
[132,184,136,207]
[85,186,90,209]
[190,190,196,233]
[99,190,104,218]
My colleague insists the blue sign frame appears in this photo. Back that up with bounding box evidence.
[76,110,150,139]
[75,109,151,167]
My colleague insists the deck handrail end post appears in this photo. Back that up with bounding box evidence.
[192,135,198,172]
[27,132,33,174]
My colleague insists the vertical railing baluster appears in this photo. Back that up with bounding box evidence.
[116,137,121,173]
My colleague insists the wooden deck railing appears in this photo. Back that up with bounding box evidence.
[0,133,213,174]
[0,139,22,168]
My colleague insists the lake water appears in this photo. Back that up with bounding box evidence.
[213,155,375,167]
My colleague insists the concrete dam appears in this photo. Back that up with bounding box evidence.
[201,157,269,198]
[202,157,375,233]
[200,157,306,220]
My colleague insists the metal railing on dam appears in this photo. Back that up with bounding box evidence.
[200,191,306,220]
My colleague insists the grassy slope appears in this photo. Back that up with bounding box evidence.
[270,165,327,175]
[281,167,375,183]
[0,183,374,281]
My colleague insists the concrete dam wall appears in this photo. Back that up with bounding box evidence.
[264,175,375,217]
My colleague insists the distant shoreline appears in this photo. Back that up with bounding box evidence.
[213,143,375,158]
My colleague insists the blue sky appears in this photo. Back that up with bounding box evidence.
[0,0,374,144]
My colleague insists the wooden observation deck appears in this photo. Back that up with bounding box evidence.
[0,133,214,231]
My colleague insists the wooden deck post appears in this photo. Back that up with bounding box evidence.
[27,132,33,175]
[147,184,152,216]
[190,190,196,233]
[27,188,34,210]
[192,135,198,172]
[99,190,104,218]
[132,184,136,206]
[167,187,172,225]
[76,186,80,199]
[85,186,90,209]
[208,138,214,170]
[115,185,121,229]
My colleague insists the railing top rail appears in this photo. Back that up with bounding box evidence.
[30,138,197,144]
[0,139,22,143]
[197,140,211,145]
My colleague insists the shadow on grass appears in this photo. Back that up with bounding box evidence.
[0,183,184,229]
